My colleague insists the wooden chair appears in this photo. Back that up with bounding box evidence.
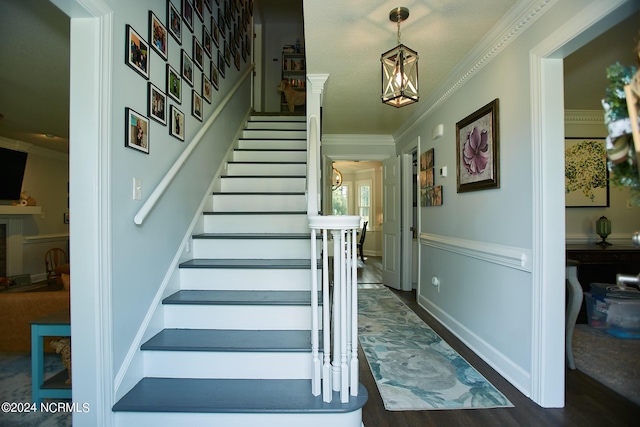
[357,221,368,263]
[45,248,68,284]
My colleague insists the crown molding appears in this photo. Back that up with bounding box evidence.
[395,0,559,141]
[323,134,394,146]
[564,109,605,125]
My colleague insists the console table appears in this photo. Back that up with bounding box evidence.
[566,244,640,323]
[30,310,71,404]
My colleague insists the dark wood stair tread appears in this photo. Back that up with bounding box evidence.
[113,378,367,414]
[163,290,320,305]
[142,329,316,352]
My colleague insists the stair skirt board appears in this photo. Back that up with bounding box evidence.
[163,305,320,329]
[143,352,317,379]
[226,162,307,175]
[203,212,309,233]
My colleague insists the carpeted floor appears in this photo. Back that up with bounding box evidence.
[572,324,640,406]
[0,352,71,427]
[358,286,512,410]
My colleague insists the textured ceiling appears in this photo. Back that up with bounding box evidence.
[0,0,637,154]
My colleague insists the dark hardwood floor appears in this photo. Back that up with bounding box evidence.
[358,257,640,426]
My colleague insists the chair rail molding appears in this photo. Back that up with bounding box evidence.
[420,233,532,273]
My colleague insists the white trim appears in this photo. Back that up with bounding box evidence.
[420,233,532,273]
[564,109,605,125]
[395,0,559,141]
[529,0,636,408]
[23,233,69,243]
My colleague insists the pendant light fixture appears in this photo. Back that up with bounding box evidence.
[381,7,419,107]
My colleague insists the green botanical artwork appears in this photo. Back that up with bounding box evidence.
[565,139,608,206]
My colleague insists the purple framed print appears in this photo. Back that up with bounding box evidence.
[456,99,500,193]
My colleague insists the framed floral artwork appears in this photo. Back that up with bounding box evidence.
[456,99,500,193]
[565,138,609,207]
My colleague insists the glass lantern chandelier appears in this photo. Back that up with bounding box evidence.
[381,7,419,107]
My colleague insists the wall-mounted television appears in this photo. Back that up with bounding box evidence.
[0,147,28,201]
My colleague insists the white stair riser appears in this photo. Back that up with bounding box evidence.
[203,214,309,233]
[233,150,306,162]
[227,163,306,175]
[115,410,364,427]
[144,351,315,379]
[245,121,306,130]
[220,177,305,192]
[242,129,306,139]
[238,139,307,150]
[179,268,320,290]
[212,194,306,212]
[164,305,320,329]
[250,115,306,122]
[192,239,318,259]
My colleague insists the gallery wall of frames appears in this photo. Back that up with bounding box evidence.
[124,0,253,154]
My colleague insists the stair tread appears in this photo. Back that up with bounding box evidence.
[221,175,305,178]
[142,329,315,352]
[192,233,315,239]
[164,290,318,305]
[180,258,313,268]
[113,378,368,413]
[234,148,306,152]
[227,161,305,164]
[212,191,305,195]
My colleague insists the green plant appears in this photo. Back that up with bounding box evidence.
[602,62,637,123]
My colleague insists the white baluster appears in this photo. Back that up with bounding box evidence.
[322,229,332,402]
[350,227,359,395]
[310,228,320,396]
[331,229,342,392]
[340,229,349,403]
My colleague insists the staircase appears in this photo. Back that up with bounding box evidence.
[113,115,367,427]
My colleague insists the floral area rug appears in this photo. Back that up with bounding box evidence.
[358,287,512,410]
[0,352,71,427]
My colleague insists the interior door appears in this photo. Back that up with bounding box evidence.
[382,155,402,290]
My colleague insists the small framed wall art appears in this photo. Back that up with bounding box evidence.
[456,99,500,193]
[148,83,167,125]
[125,25,149,79]
[170,105,185,141]
[125,107,150,154]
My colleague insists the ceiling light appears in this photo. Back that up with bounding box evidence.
[44,133,55,138]
[332,168,343,190]
[381,7,419,108]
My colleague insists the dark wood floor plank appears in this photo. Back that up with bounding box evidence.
[359,257,640,426]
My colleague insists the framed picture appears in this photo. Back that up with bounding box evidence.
[167,64,182,103]
[205,0,213,13]
[125,25,149,79]
[565,138,610,207]
[419,149,442,207]
[148,82,167,125]
[202,75,212,103]
[212,18,220,47]
[224,40,231,67]
[125,107,150,154]
[217,50,225,78]
[193,36,204,71]
[211,61,219,89]
[182,50,194,87]
[149,11,168,60]
[170,105,185,141]
[194,0,204,22]
[183,0,194,32]
[192,90,203,121]
[203,27,213,58]
[456,99,500,193]
[167,0,182,45]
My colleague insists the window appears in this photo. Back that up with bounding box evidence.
[357,180,371,229]
[332,185,349,215]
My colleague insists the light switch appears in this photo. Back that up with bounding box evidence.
[133,178,142,200]
[439,166,447,177]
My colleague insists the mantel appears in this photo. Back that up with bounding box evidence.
[0,206,42,215]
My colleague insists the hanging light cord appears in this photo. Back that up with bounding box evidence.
[397,16,402,45]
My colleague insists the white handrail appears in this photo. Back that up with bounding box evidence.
[133,65,254,225]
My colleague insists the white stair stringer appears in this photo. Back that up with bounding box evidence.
[113,115,367,426]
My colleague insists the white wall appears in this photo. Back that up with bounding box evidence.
[564,110,640,243]
[394,0,638,404]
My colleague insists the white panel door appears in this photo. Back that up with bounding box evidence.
[382,155,401,290]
